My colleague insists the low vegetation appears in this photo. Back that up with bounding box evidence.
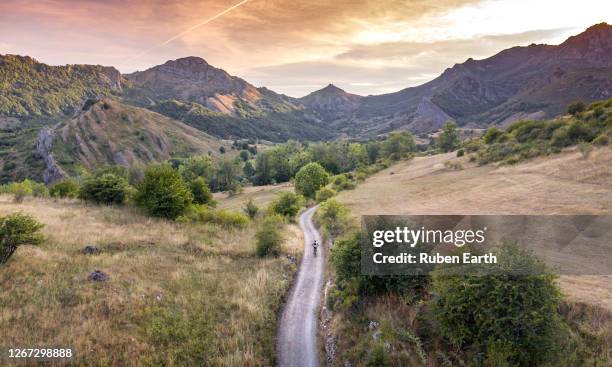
[468,99,612,165]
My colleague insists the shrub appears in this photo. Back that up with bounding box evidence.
[578,142,593,159]
[269,192,303,219]
[189,177,214,206]
[315,187,337,203]
[79,173,129,205]
[431,243,562,366]
[315,199,351,239]
[49,178,79,199]
[567,101,586,116]
[135,164,193,219]
[255,215,284,257]
[592,134,609,146]
[331,174,356,192]
[0,213,44,264]
[11,181,32,203]
[443,160,463,170]
[294,162,329,198]
[483,127,506,144]
[456,149,464,157]
[31,182,48,198]
[243,199,259,219]
[180,205,249,229]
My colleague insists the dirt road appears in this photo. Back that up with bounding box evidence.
[277,206,324,367]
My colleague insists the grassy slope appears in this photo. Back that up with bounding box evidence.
[53,99,223,175]
[328,148,611,366]
[337,148,612,309]
[215,183,294,211]
[0,196,302,366]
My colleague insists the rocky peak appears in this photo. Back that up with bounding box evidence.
[556,22,612,66]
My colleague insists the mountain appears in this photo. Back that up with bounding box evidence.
[0,54,123,119]
[125,56,300,117]
[3,23,611,141]
[318,23,612,137]
[298,84,363,121]
[37,98,222,182]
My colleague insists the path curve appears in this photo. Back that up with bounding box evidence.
[277,206,325,367]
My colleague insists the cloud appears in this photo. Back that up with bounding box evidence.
[243,28,572,97]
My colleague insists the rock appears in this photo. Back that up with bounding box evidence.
[368,320,380,330]
[36,127,67,185]
[82,245,100,255]
[286,255,297,264]
[88,270,109,282]
[372,330,382,341]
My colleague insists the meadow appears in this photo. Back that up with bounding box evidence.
[0,195,302,366]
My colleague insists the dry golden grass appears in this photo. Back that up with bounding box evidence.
[337,147,612,311]
[215,182,293,211]
[0,195,302,366]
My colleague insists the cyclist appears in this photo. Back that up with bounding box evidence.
[312,240,319,256]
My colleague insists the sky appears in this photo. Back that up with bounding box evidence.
[1,0,611,97]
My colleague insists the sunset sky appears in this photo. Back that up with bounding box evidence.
[1,0,611,97]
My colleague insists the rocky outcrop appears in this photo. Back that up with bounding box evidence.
[36,127,66,184]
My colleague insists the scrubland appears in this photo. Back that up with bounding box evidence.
[0,195,302,366]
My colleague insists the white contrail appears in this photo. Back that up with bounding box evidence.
[128,0,251,62]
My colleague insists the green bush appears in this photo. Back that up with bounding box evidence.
[483,127,506,144]
[79,173,130,205]
[180,205,249,229]
[314,199,350,239]
[331,174,356,192]
[456,148,464,157]
[592,134,610,146]
[431,243,562,366]
[243,199,259,219]
[135,164,193,219]
[437,121,460,152]
[269,192,303,220]
[294,162,329,198]
[0,213,44,264]
[567,101,586,116]
[315,187,337,203]
[189,177,214,206]
[255,215,284,257]
[49,178,79,199]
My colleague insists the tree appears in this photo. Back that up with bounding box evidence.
[239,150,250,161]
[437,121,460,152]
[315,199,350,239]
[189,177,214,206]
[431,243,562,366]
[243,161,256,179]
[255,215,284,257]
[217,158,241,194]
[269,192,303,219]
[381,131,416,159]
[79,173,130,205]
[0,213,44,264]
[294,162,330,198]
[134,164,193,219]
[49,178,79,199]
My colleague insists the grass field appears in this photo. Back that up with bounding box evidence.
[215,182,294,211]
[327,147,611,366]
[337,146,612,310]
[0,196,302,366]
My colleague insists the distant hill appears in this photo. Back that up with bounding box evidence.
[0,54,123,118]
[314,23,612,137]
[2,23,612,140]
[0,99,223,184]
